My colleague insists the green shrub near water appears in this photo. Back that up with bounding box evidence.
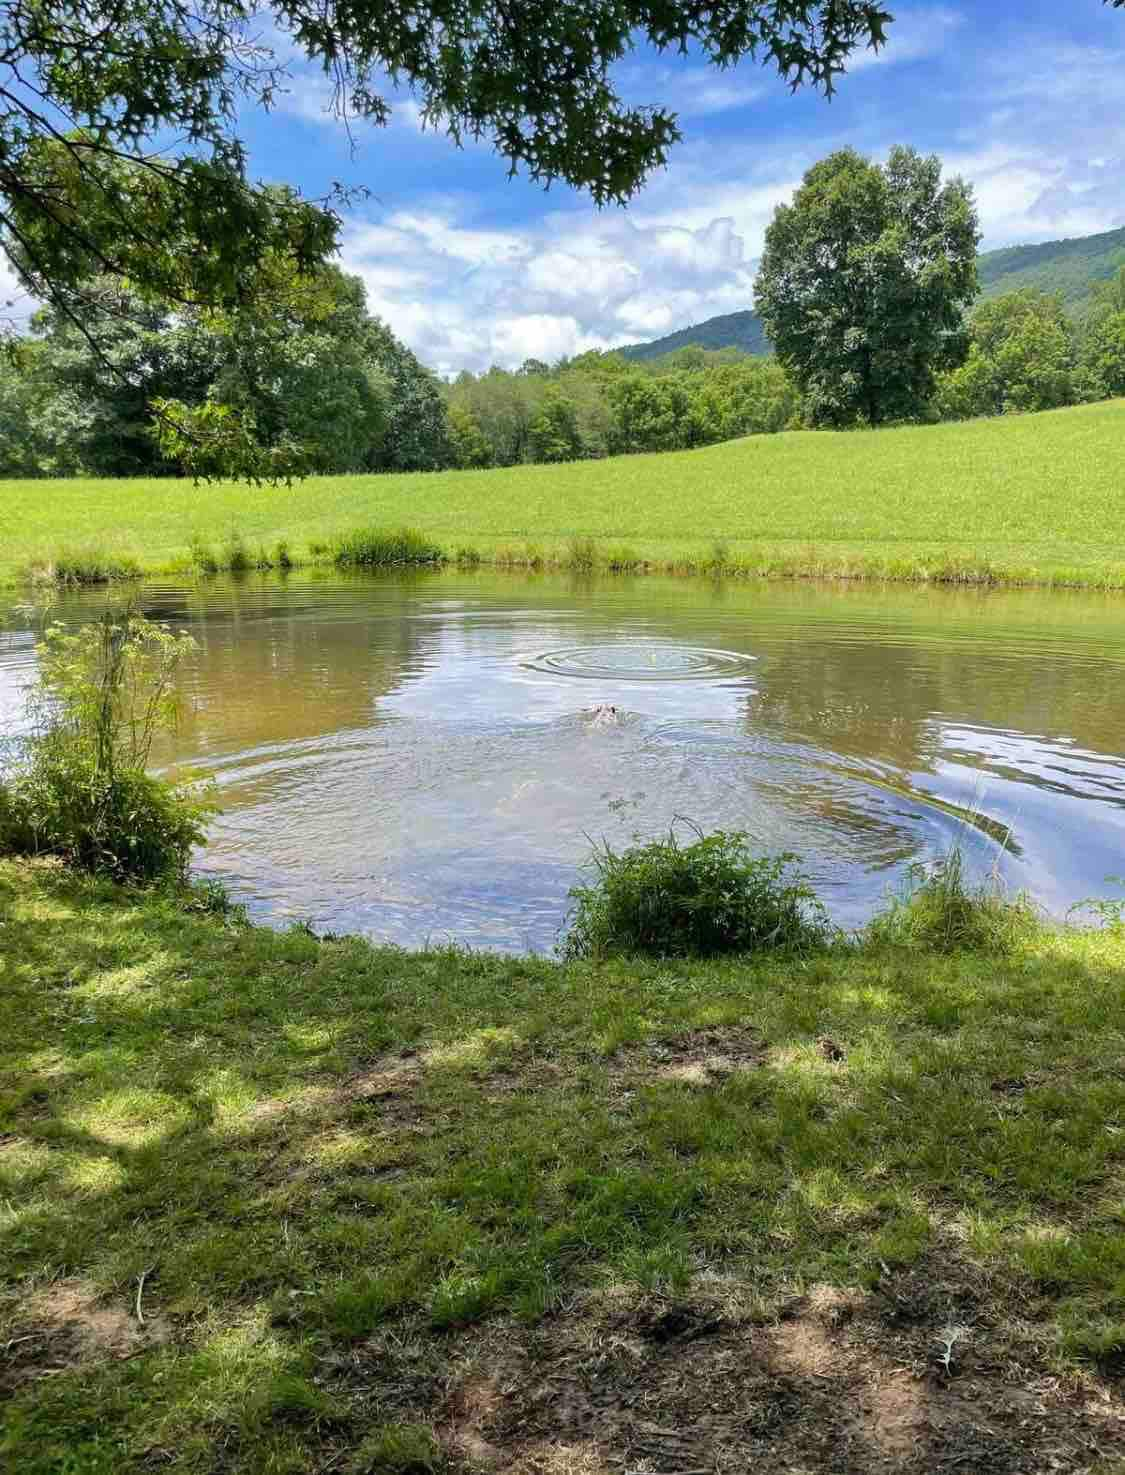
[562,828,829,961]
[867,848,1039,954]
[0,609,213,883]
[28,549,143,585]
[333,526,444,568]
[189,531,291,575]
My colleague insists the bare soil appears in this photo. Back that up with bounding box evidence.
[364,1272,1125,1475]
[0,1277,171,1392]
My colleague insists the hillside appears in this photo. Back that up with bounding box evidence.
[978,223,1125,306]
[5,398,1125,591]
[619,223,1125,360]
[618,308,769,361]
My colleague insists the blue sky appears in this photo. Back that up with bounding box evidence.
[94,4,1125,371]
[223,2,1125,370]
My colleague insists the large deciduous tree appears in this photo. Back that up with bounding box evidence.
[754,146,980,426]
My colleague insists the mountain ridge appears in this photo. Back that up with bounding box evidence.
[618,223,1125,362]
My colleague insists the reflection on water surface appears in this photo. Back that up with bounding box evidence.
[2,571,1123,952]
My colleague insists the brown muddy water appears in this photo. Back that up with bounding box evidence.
[2,570,1123,952]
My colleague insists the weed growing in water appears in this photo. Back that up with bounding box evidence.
[333,527,444,568]
[189,531,279,574]
[604,545,645,573]
[224,531,252,573]
[0,608,213,882]
[566,535,599,572]
[562,827,828,961]
[868,848,1038,954]
[1069,877,1125,934]
[27,550,143,585]
[189,534,220,575]
[182,875,247,924]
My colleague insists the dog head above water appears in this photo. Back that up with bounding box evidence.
[584,703,620,727]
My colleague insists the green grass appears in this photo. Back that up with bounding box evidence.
[2,858,1124,1472]
[331,527,444,569]
[28,550,144,586]
[4,399,1125,590]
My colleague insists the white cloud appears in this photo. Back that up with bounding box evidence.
[845,5,964,72]
[340,206,760,373]
[946,44,1125,247]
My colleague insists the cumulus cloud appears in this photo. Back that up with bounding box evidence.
[340,208,759,374]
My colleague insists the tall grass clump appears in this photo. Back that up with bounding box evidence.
[224,531,253,572]
[868,848,1038,954]
[566,536,599,572]
[189,534,220,575]
[1068,879,1125,935]
[30,550,143,585]
[604,545,644,573]
[0,608,213,882]
[562,828,828,961]
[333,527,443,568]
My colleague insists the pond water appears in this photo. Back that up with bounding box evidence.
[2,571,1124,952]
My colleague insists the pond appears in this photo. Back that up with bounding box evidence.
[2,570,1124,952]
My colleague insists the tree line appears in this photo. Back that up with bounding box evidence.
[3,270,1122,482]
[0,270,803,478]
[3,143,1125,481]
[444,269,1125,470]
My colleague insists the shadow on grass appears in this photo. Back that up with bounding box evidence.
[2,860,1124,1473]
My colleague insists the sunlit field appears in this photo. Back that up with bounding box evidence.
[4,399,1125,589]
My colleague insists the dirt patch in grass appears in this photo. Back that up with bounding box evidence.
[245,1030,764,1142]
[349,1054,423,1101]
[243,1057,427,1138]
[612,1027,764,1086]
[0,1278,172,1392]
[441,1370,509,1467]
[409,1274,1125,1475]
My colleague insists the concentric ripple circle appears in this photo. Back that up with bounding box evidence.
[525,642,757,681]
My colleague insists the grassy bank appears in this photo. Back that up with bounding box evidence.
[3,399,1125,591]
[2,858,1124,1472]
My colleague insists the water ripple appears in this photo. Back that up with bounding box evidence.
[525,642,756,681]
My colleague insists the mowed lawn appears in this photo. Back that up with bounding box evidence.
[3,399,1125,587]
[2,859,1125,1473]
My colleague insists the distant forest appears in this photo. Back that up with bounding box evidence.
[2,236,1124,481]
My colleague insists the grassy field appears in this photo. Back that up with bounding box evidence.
[2,858,1124,1473]
[3,399,1125,590]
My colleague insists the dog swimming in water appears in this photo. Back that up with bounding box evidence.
[584,703,619,728]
